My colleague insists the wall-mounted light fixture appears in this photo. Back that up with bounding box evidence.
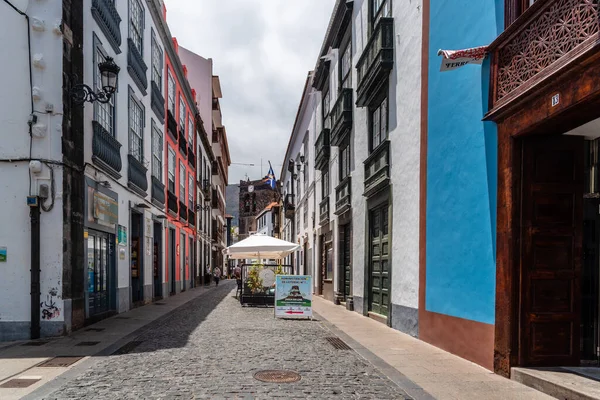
[196,196,211,212]
[70,57,120,105]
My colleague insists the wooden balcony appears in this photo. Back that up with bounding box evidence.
[284,194,295,220]
[356,18,394,108]
[487,0,600,117]
[364,141,390,198]
[315,128,330,171]
[319,197,330,226]
[330,88,353,147]
[335,176,351,215]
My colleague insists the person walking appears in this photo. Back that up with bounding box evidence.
[213,266,222,286]
[205,264,211,286]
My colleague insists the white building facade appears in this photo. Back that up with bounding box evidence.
[0,0,218,341]
[280,0,422,335]
[280,74,317,279]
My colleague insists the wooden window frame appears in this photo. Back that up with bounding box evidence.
[505,0,536,27]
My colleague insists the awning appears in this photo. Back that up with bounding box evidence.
[224,233,300,260]
[438,46,487,72]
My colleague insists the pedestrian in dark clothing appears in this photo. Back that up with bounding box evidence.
[213,267,222,286]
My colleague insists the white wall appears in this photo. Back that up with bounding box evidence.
[83,0,168,307]
[388,0,422,312]
[349,0,421,330]
[280,76,316,279]
[0,0,65,337]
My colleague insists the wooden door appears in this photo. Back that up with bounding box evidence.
[520,135,583,366]
[369,205,390,316]
[582,198,599,360]
[343,224,352,300]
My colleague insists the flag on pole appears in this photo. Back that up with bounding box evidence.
[266,162,276,190]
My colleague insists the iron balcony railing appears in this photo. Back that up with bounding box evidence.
[167,190,178,215]
[127,38,148,93]
[178,131,188,157]
[127,154,148,196]
[188,145,196,169]
[151,176,165,207]
[167,110,177,141]
[151,81,165,123]
[179,201,188,221]
[92,121,122,178]
[91,0,122,53]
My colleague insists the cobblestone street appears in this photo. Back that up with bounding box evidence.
[40,281,411,399]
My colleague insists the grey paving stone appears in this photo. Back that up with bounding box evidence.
[43,281,411,399]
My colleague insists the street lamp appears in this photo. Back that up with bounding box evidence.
[70,57,120,105]
[196,196,211,212]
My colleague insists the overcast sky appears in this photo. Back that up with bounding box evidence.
[164,0,335,185]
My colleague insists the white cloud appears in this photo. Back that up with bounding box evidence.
[164,0,335,184]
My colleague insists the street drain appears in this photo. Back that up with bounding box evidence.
[253,370,301,383]
[325,337,352,350]
[38,356,84,368]
[115,316,130,320]
[21,341,49,346]
[154,302,166,305]
[76,341,100,346]
[85,328,105,332]
[0,378,41,388]
[112,340,143,355]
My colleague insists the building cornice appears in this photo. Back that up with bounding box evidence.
[312,0,354,90]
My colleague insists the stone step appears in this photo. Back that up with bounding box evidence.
[512,367,600,400]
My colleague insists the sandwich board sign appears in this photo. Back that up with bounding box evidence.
[275,275,312,319]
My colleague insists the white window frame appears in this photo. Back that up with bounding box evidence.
[168,71,176,113]
[168,147,176,193]
[128,90,144,162]
[151,119,163,180]
[151,30,163,89]
[93,35,115,136]
[179,161,186,201]
[129,0,144,54]
[179,97,186,138]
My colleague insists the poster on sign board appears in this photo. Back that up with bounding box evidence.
[275,275,312,319]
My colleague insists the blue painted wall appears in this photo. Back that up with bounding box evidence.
[425,0,504,325]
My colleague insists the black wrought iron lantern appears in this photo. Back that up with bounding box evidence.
[71,57,120,105]
[98,57,120,95]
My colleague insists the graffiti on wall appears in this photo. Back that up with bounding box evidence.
[41,287,61,320]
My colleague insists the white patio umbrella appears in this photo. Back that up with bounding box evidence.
[225,233,300,260]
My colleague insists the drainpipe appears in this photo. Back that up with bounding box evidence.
[30,202,41,339]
